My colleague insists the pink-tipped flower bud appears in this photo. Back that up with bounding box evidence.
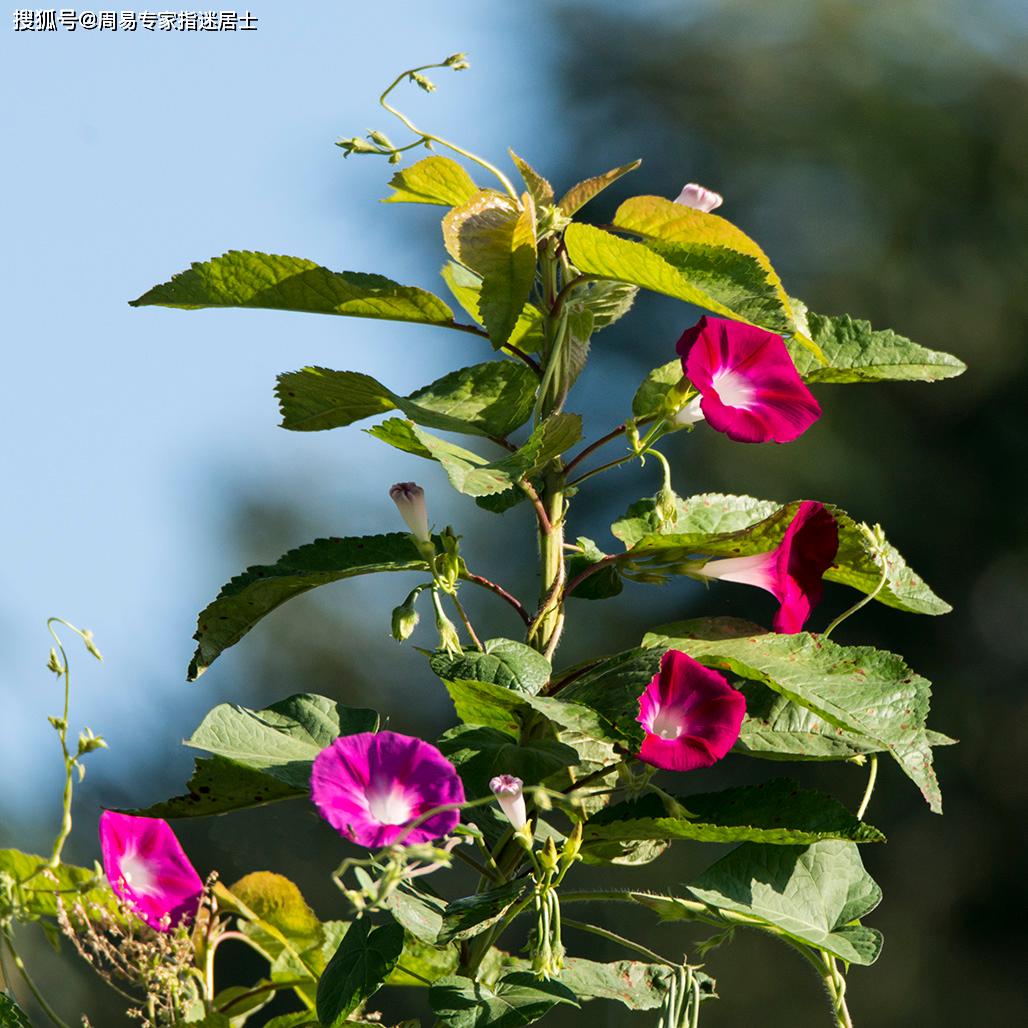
[489,774,527,831]
[389,482,430,544]
[674,183,723,213]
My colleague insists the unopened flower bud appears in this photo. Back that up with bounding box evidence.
[368,130,395,149]
[77,728,107,755]
[560,821,583,872]
[389,482,431,544]
[81,629,103,661]
[410,72,436,93]
[489,775,527,830]
[336,136,380,156]
[443,52,469,69]
[390,588,422,642]
[655,483,679,531]
[47,648,63,675]
[433,601,462,657]
[674,182,723,212]
[539,837,560,874]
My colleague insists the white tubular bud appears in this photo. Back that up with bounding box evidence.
[489,774,527,831]
[673,182,724,212]
[389,482,430,543]
[671,395,705,427]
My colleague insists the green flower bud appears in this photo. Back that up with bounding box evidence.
[410,72,436,93]
[368,130,395,149]
[391,588,422,642]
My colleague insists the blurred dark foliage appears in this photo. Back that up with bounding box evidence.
[9,2,1027,1025]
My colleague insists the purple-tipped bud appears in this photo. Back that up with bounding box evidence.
[389,482,430,544]
[489,774,527,830]
[674,183,724,213]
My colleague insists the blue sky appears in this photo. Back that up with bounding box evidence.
[0,2,564,836]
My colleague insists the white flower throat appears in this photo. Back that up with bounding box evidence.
[712,368,756,409]
[367,785,414,825]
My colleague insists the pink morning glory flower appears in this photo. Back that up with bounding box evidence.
[676,316,821,444]
[98,811,204,932]
[698,500,839,633]
[637,650,746,772]
[489,774,528,830]
[674,182,724,212]
[311,731,465,849]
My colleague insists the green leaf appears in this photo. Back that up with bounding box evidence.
[582,779,883,861]
[188,533,433,679]
[130,251,454,325]
[558,159,642,216]
[0,994,32,1028]
[686,841,883,965]
[509,151,554,207]
[228,871,320,940]
[439,880,532,944]
[368,414,581,498]
[438,725,579,798]
[383,156,480,206]
[443,192,537,346]
[567,537,623,600]
[386,881,447,945]
[123,755,303,819]
[430,972,578,1027]
[316,918,405,1027]
[0,850,118,925]
[386,931,460,986]
[617,492,951,616]
[613,195,807,345]
[277,360,537,438]
[789,310,966,383]
[185,693,378,789]
[644,618,944,812]
[564,224,788,334]
[631,359,683,419]
[430,638,552,695]
[440,263,545,353]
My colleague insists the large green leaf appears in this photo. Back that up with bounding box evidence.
[124,755,303,819]
[276,360,536,438]
[644,618,944,812]
[582,779,883,860]
[184,693,378,789]
[686,841,883,965]
[429,972,578,1027]
[188,533,433,680]
[386,881,448,945]
[430,638,552,695]
[557,159,641,215]
[316,918,405,1027]
[564,223,788,333]
[130,251,454,325]
[736,680,957,762]
[440,263,545,353]
[383,156,480,206]
[0,850,117,924]
[790,310,966,383]
[443,192,537,346]
[229,871,321,940]
[367,414,581,498]
[438,726,579,798]
[615,492,950,616]
[0,994,32,1028]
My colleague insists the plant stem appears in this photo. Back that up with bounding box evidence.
[2,936,71,1028]
[856,755,878,820]
[821,953,855,1028]
[562,917,676,967]
[461,573,531,626]
[450,592,484,652]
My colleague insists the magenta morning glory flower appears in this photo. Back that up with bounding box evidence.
[310,731,465,849]
[676,316,821,444]
[698,500,840,633]
[98,811,204,932]
[637,650,746,772]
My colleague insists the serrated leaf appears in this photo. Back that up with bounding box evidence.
[316,918,405,1026]
[438,725,579,798]
[130,251,454,325]
[643,618,944,812]
[558,159,642,215]
[564,223,787,332]
[613,195,808,346]
[686,841,883,965]
[440,263,545,353]
[189,533,433,679]
[509,150,554,206]
[0,994,32,1028]
[123,755,302,819]
[0,850,118,925]
[439,880,532,943]
[443,192,537,346]
[618,493,950,616]
[185,693,379,788]
[383,156,480,206]
[367,414,581,498]
[277,360,536,438]
[582,779,883,859]
[430,972,578,1027]
[430,638,552,695]
[789,310,966,383]
[631,359,683,419]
